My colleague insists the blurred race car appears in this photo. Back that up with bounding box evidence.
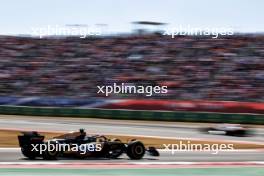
[201,124,253,137]
[18,129,159,160]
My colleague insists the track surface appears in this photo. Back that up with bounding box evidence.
[0,115,263,162]
[0,148,263,162]
[0,115,263,143]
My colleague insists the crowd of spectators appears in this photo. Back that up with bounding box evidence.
[0,33,263,101]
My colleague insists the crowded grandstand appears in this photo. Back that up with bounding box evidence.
[0,34,263,102]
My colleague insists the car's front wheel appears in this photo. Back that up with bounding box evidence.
[126,141,145,160]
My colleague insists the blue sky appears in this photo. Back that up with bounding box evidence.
[0,0,263,34]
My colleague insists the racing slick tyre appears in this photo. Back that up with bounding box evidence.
[42,141,59,160]
[126,141,145,160]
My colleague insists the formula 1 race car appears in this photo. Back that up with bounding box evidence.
[200,124,253,137]
[18,129,159,160]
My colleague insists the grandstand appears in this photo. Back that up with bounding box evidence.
[0,33,263,102]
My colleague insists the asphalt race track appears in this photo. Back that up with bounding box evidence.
[0,148,263,162]
[0,115,263,143]
[0,115,263,163]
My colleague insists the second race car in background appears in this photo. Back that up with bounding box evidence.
[201,124,254,137]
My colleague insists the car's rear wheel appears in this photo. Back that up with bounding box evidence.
[126,141,145,160]
[21,147,36,160]
[42,142,59,160]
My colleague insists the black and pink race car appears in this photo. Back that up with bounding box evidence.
[18,129,159,160]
